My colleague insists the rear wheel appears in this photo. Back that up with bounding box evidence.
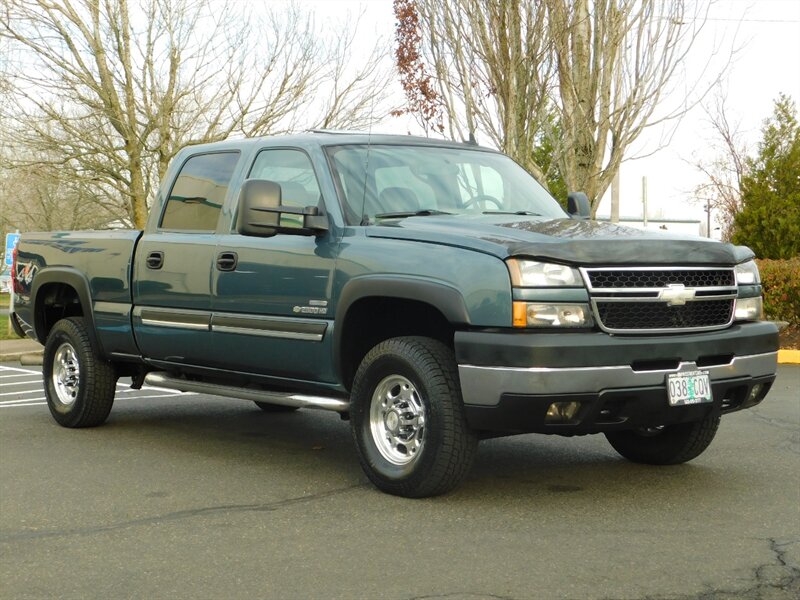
[605,413,721,465]
[43,317,117,428]
[350,336,478,498]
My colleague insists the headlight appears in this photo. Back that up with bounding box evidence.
[735,260,760,285]
[734,297,763,321]
[513,302,594,328]
[507,259,581,287]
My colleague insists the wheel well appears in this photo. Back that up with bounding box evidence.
[339,297,454,389]
[35,283,84,342]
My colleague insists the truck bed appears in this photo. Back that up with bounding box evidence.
[12,230,142,351]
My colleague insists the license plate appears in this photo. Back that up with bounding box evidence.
[667,370,712,406]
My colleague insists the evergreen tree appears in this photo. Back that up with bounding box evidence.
[531,111,568,208]
[732,95,800,259]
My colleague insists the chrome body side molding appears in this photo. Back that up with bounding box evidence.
[133,307,327,341]
[211,312,327,341]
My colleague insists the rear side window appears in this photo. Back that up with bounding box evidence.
[160,152,240,231]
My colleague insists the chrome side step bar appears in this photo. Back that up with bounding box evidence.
[144,372,350,413]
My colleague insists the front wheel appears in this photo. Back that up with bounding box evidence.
[605,412,721,465]
[350,336,478,498]
[43,317,117,428]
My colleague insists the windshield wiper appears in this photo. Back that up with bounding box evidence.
[482,210,542,216]
[375,209,453,219]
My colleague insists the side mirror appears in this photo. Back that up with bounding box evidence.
[237,179,328,237]
[567,192,591,219]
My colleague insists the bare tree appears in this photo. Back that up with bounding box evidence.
[396,0,553,182]
[1,0,391,229]
[398,0,724,214]
[0,162,117,233]
[691,92,748,241]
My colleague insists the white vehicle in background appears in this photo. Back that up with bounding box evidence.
[0,268,12,294]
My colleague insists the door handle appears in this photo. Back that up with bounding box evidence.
[146,251,164,270]
[216,251,238,272]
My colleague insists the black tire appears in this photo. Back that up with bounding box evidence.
[253,401,299,413]
[350,336,478,498]
[605,413,721,465]
[42,317,117,428]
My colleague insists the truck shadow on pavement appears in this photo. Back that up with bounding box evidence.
[92,397,733,506]
[463,433,732,507]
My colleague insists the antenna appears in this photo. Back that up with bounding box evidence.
[467,132,478,146]
[358,94,376,225]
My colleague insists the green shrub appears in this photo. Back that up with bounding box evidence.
[756,258,800,324]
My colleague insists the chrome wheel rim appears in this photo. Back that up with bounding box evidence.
[369,374,426,466]
[52,342,80,406]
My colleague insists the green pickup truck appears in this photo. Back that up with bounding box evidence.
[11,131,779,497]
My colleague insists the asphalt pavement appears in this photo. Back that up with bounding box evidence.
[1,362,798,599]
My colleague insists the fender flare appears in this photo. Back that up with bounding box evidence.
[333,275,471,380]
[30,267,104,356]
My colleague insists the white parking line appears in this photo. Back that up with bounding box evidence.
[0,366,39,374]
[1,379,42,387]
[0,397,49,405]
[0,388,45,397]
[0,365,193,409]
[0,392,190,406]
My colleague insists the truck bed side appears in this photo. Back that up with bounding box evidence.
[13,230,143,358]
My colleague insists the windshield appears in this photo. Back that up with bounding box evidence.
[325,144,566,224]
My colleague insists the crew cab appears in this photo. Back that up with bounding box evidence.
[11,132,778,497]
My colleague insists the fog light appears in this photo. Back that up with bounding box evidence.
[747,383,763,403]
[545,401,582,423]
[734,297,763,321]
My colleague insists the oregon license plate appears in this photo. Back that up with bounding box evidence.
[667,370,712,406]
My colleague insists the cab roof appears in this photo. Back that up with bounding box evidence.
[180,130,498,154]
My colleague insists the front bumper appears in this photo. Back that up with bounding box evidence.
[455,321,779,434]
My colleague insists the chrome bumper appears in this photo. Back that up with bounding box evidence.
[458,351,778,407]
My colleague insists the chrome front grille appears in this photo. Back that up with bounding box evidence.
[587,269,735,289]
[582,267,737,334]
[595,299,734,331]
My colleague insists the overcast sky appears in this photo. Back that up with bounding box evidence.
[286,1,800,228]
[612,0,800,225]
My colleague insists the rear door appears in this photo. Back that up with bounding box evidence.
[132,151,241,365]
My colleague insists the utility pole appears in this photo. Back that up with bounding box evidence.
[642,176,648,228]
[611,171,620,223]
[705,198,712,238]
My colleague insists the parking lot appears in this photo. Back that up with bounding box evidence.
[1,362,798,599]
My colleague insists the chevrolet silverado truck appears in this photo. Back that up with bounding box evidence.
[11,132,779,497]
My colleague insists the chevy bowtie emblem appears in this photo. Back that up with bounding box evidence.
[658,283,696,306]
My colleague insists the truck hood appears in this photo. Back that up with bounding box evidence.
[365,215,753,265]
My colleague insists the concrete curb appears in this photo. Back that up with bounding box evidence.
[19,353,43,366]
[0,350,43,364]
[778,349,800,365]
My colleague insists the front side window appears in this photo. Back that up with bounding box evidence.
[160,152,240,231]
[326,144,565,225]
[248,149,321,209]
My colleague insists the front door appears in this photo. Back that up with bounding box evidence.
[208,148,338,383]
